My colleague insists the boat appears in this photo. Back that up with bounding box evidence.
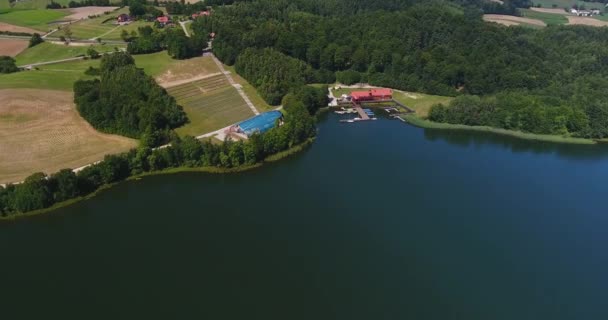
[335,111,346,114]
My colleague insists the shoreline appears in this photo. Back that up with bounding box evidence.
[402,114,597,145]
[0,139,314,221]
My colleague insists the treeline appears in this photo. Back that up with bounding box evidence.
[164,1,206,15]
[0,96,316,217]
[127,26,207,59]
[198,0,608,138]
[74,52,187,141]
[0,56,19,74]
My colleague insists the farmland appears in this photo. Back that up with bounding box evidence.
[15,42,123,65]
[166,74,254,136]
[0,89,136,184]
[483,14,547,27]
[0,39,29,56]
[0,9,68,32]
[520,9,568,25]
[0,59,99,91]
[532,0,605,10]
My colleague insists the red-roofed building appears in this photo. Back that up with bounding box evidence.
[192,11,211,19]
[350,88,392,102]
[157,16,170,24]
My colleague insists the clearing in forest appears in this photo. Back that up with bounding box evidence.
[0,89,137,184]
[166,74,254,136]
[0,39,29,57]
[483,14,547,27]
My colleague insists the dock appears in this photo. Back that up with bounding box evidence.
[354,104,370,120]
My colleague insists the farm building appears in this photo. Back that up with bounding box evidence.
[350,89,393,102]
[235,111,283,136]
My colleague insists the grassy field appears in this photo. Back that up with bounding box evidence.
[521,8,568,25]
[53,7,153,40]
[0,89,137,184]
[15,42,123,65]
[223,64,273,112]
[0,9,68,31]
[332,87,453,117]
[167,74,254,136]
[532,0,605,10]
[0,59,99,90]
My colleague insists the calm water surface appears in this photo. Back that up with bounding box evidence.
[2,114,608,319]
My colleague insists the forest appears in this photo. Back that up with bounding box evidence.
[0,94,318,217]
[74,53,188,141]
[191,0,608,138]
[127,26,207,60]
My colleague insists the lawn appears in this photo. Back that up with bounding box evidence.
[521,9,568,25]
[0,88,137,184]
[0,59,100,91]
[133,51,176,77]
[167,75,254,136]
[54,7,127,40]
[332,87,453,117]
[15,42,124,65]
[0,9,69,32]
[532,0,605,10]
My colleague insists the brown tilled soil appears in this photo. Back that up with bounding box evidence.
[155,56,221,86]
[64,6,119,20]
[483,14,547,27]
[567,16,608,26]
[0,39,29,56]
[0,89,137,184]
[0,22,39,34]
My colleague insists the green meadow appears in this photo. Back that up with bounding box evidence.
[0,9,68,31]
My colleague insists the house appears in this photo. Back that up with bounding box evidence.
[157,16,170,25]
[192,11,211,19]
[117,14,130,23]
[350,88,393,102]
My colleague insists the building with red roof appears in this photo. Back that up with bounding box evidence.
[192,11,211,19]
[157,16,170,24]
[350,88,392,102]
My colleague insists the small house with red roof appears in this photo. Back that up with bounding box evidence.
[117,14,131,23]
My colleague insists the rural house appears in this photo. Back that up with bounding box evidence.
[192,11,211,19]
[117,14,131,23]
[350,89,393,102]
[157,16,170,25]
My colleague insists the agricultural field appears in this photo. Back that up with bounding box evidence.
[223,64,273,112]
[0,89,136,184]
[0,9,68,32]
[54,7,125,40]
[166,74,254,136]
[155,55,220,86]
[483,14,547,27]
[520,9,568,25]
[332,87,453,117]
[15,42,123,65]
[0,39,29,56]
[0,59,99,91]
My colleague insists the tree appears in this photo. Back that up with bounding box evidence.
[87,47,100,59]
[63,25,73,41]
[29,33,44,48]
[129,2,146,17]
[11,173,52,212]
[0,56,19,74]
[49,169,80,202]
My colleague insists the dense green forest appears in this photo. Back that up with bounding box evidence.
[74,53,188,141]
[190,0,608,138]
[0,86,321,217]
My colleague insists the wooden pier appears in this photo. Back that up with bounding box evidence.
[354,104,370,120]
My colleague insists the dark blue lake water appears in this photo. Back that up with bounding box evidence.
[2,113,608,319]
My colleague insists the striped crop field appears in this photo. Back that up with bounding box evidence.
[167,74,254,136]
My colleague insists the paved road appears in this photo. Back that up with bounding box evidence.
[179,21,191,37]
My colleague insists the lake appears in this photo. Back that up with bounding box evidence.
[2,113,608,319]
